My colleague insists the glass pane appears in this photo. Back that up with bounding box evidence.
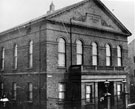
[29,83,33,91]
[76,40,82,54]
[117,58,121,66]
[106,57,110,66]
[58,38,65,52]
[29,41,33,54]
[14,44,17,56]
[117,85,121,92]
[58,53,65,66]
[14,57,17,69]
[86,86,91,93]
[59,84,65,91]
[106,44,110,56]
[86,94,90,99]
[117,46,121,57]
[92,42,97,55]
[2,48,5,58]
[77,54,82,65]
[29,54,33,68]
[92,56,97,65]
[59,92,64,99]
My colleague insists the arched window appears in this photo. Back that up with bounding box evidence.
[92,42,98,65]
[106,44,111,66]
[117,46,122,66]
[58,38,66,67]
[29,41,33,68]
[14,44,18,69]
[76,40,83,65]
[1,47,5,70]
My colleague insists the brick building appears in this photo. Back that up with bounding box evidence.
[128,39,135,103]
[0,0,131,109]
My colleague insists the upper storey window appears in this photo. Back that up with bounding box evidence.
[92,42,98,66]
[117,46,122,66]
[1,47,5,70]
[29,41,33,68]
[58,38,66,67]
[106,44,111,66]
[76,40,83,65]
[14,44,18,69]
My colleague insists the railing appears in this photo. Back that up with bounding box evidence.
[82,65,125,72]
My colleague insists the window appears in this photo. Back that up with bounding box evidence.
[14,44,18,69]
[86,85,92,102]
[1,47,5,70]
[12,82,17,100]
[28,83,33,101]
[92,42,98,65]
[117,84,122,99]
[58,38,66,67]
[0,82,4,96]
[29,41,33,68]
[76,40,83,65]
[117,46,122,66]
[58,83,65,100]
[106,44,111,66]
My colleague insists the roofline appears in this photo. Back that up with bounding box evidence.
[95,0,132,36]
[0,0,132,36]
[0,0,87,36]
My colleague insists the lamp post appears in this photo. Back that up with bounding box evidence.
[104,80,111,109]
[122,79,127,109]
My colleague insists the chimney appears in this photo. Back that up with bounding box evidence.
[47,2,55,14]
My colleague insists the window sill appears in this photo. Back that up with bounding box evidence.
[57,66,66,69]
[12,69,18,71]
[26,101,33,103]
[26,67,33,70]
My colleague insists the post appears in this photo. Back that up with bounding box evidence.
[105,80,111,109]
[70,18,72,66]
[95,82,98,109]
[122,79,127,109]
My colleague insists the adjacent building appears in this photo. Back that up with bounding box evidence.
[128,39,135,103]
[0,0,131,109]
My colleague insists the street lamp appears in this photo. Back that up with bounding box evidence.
[104,80,111,109]
[105,80,109,93]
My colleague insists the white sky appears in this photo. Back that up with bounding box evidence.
[0,0,134,43]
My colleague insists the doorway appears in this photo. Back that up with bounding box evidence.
[98,82,114,109]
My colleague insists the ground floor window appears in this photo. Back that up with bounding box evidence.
[12,82,17,100]
[85,85,92,102]
[117,84,122,99]
[58,83,65,100]
[0,82,4,97]
[28,83,33,101]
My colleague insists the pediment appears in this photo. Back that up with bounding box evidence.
[47,0,131,35]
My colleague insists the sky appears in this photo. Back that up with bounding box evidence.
[0,0,134,43]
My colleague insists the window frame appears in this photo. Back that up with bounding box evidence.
[12,82,17,100]
[92,42,98,66]
[58,38,66,67]
[28,40,33,68]
[76,40,83,65]
[58,83,65,100]
[85,85,93,103]
[28,82,33,101]
[117,46,122,66]
[1,47,5,70]
[13,44,18,69]
[105,44,111,66]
